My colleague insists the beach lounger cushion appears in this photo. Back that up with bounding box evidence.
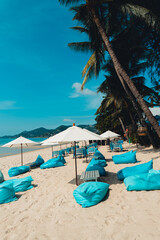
[117,160,153,180]
[73,182,109,208]
[86,159,106,176]
[3,176,34,192]
[8,166,30,177]
[93,151,105,160]
[40,157,64,169]
[0,182,17,204]
[0,170,4,183]
[112,150,137,164]
[124,172,160,191]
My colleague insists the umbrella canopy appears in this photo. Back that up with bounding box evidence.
[2,136,38,166]
[45,126,102,143]
[83,128,103,140]
[100,130,120,139]
[44,125,102,185]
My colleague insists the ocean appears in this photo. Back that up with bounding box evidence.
[0,138,47,158]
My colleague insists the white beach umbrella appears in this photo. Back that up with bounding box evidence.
[83,128,103,149]
[45,124,102,185]
[100,130,120,139]
[2,136,38,166]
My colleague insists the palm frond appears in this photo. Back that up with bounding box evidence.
[68,42,92,52]
[70,26,89,34]
[120,4,160,32]
[82,52,96,78]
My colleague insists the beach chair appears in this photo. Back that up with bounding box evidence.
[87,147,96,155]
[110,143,123,152]
[52,151,59,158]
[73,148,87,158]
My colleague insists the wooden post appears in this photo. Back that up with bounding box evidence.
[21,143,23,166]
[85,141,88,163]
[74,141,78,185]
[51,145,53,157]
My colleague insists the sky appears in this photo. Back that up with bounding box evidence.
[0,0,104,136]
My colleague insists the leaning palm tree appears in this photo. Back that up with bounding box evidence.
[59,0,160,137]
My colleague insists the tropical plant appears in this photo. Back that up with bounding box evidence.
[59,0,160,138]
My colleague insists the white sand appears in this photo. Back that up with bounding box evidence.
[0,142,160,240]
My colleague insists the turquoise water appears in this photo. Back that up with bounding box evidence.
[0,138,47,158]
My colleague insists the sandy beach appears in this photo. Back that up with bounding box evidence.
[0,142,160,240]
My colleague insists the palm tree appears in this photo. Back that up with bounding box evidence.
[59,0,160,138]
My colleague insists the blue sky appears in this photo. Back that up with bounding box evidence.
[0,0,104,135]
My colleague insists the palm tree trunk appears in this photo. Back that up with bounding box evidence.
[118,117,129,142]
[90,8,160,138]
[117,72,158,148]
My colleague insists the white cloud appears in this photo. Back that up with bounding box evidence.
[0,101,21,110]
[63,118,73,123]
[86,94,103,110]
[150,107,160,116]
[69,82,96,98]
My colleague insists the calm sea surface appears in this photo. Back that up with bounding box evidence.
[0,138,47,158]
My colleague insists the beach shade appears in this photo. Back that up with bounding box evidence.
[45,124,102,185]
[100,130,120,139]
[2,136,38,166]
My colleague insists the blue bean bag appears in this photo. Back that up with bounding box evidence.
[73,182,110,208]
[29,155,44,168]
[117,160,153,180]
[59,150,65,156]
[91,158,107,167]
[0,170,4,183]
[93,151,105,160]
[0,182,17,204]
[124,172,160,191]
[112,150,137,164]
[40,157,64,169]
[149,169,160,174]
[3,176,34,192]
[57,155,66,164]
[8,166,30,177]
[86,159,106,176]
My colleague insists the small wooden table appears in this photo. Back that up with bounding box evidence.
[80,170,100,182]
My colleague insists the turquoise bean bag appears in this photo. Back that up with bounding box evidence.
[117,160,153,180]
[86,159,106,176]
[73,182,110,208]
[124,172,160,191]
[57,155,66,164]
[0,182,17,204]
[3,176,34,192]
[149,169,160,174]
[112,150,137,164]
[29,155,44,168]
[40,157,64,169]
[93,151,105,160]
[91,158,107,167]
[0,170,4,183]
[8,166,30,177]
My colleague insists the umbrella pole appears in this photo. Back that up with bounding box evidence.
[74,141,78,185]
[21,143,23,166]
[51,146,53,157]
[85,141,87,163]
